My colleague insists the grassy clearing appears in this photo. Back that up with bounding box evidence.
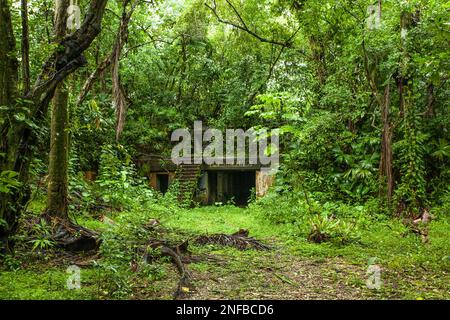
[157,205,450,299]
[161,205,450,270]
[1,203,449,300]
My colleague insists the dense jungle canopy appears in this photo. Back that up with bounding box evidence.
[0,0,449,300]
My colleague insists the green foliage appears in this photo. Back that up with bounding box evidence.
[0,253,21,271]
[96,144,154,209]
[0,170,22,194]
[29,219,55,252]
[307,214,360,245]
[96,203,175,298]
[394,114,428,213]
[431,139,450,162]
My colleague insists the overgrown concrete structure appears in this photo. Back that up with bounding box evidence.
[136,154,275,206]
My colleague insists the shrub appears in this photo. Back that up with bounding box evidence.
[307,214,360,245]
[96,204,172,298]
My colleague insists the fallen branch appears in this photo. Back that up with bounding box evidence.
[195,229,271,251]
[141,228,270,298]
[144,239,195,299]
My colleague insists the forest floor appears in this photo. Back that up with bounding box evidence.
[149,206,449,300]
[1,205,449,300]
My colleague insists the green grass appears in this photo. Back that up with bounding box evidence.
[157,204,450,299]
[1,201,449,300]
[159,205,450,272]
[0,266,102,299]
[159,205,292,238]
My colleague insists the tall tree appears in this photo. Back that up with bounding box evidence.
[21,0,30,95]
[0,0,20,253]
[0,0,108,253]
[46,0,70,217]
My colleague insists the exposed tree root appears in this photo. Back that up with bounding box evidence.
[21,215,101,252]
[142,229,270,299]
[144,239,195,299]
[50,217,101,252]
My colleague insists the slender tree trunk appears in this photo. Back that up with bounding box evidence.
[362,40,394,204]
[21,0,30,95]
[47,83,69,216]
[46,0,70,217]
[176,34,187,106]
[380,84,393,203]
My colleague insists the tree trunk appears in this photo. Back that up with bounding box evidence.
[0,0,18,106]
[21,0,30,95]
[361,35,394,205]
[46,0,70,217]
[47,82,69,216]
[0,0,20,253]
[380,84,393,203]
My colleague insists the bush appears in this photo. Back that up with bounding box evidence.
[68,144,156,214]
[307,214,360,245]
[253,190,365,244]
[96,203,175,298]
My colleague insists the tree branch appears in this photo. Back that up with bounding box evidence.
[30,0,108,111]
[77,0,137,106]
[205,0,295,48]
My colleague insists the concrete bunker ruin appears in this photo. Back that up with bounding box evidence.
[136,155,275,206]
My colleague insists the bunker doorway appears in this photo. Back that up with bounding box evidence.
[207,170,256,206]
[156,174,169,194]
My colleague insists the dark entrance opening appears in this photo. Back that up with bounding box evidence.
[207,170,255,206]
[156,174,169,194]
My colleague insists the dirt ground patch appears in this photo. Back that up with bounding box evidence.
[171,249,373,300]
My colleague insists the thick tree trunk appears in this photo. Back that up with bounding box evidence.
[0,0,20,253]
[0,0,18,106]
[46,0,70,217]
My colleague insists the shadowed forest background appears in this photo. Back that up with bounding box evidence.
[0,0,449,299]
